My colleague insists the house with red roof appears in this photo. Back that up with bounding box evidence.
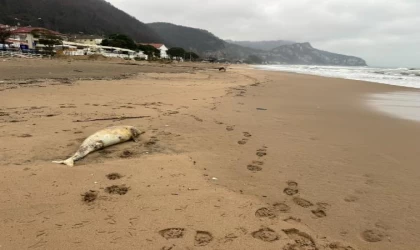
[10,27,66,49]
[139,43,169,58]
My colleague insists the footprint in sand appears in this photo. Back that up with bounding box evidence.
[310,202,329,218]
[145,136,159,146]
[361,229,386,243]
[287,181,298,188]
[226,125,235,131]
[284,188,298,196]
[284,181,299,196]
[328,242,356,250]
[255,202,291,219]
[247,164,262,172]
[194,231,214,246]
[283,228,317,250]
[292,197,314,208]
[255,207,277,219]
[106,173,123,180]
[344,195,359,202]
[256,147,267,157]
[159,228,185,239]
[105,185,130,195]
[251,228,279,242]
[250,82,261,87]
[191,115,203,122]
[120,150,135,158]
[284,216,301,223]
[243,132,252,137]
[161,245,176,250]
[311,208,327,218]
[238,138,248,145]
[316,202,330,209]
[82,190,98,203]
[247,160,264,172]
[273,202,291,213]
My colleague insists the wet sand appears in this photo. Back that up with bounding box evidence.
[1,59,420,250]
[367,91,420,122]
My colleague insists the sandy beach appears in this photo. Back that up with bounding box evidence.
[1,58,420,250]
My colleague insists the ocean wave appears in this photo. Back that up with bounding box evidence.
[255,65,420,89]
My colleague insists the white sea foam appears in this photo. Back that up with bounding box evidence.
[367,91,420,122]
[255,65,420,89]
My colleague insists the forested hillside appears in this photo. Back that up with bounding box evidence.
[148,22,226,53]
[0,0,162,42]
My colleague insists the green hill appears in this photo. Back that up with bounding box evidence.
[0,0,162,43]
[147,22,226,53]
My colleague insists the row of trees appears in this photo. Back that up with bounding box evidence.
[0,27,12,50]
[167,47,199,61]
[31,29,63,55]
[101,33,200,60]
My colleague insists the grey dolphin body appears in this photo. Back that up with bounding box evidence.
[53,126,141,167]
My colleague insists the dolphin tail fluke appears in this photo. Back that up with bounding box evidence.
[52,158,74,167]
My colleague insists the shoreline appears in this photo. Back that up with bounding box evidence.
[253,64,420,89]
[253,65,420,124]
[1,60,420,250]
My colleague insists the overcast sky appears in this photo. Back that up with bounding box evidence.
[108,0,419,67]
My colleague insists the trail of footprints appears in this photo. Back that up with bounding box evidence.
[282,181,328,218]
[78,126,359,249]
[159,228,214,247]
[246,146,268,172]
[251,180,359,249]
[81,172,128,204]
[238,131,252,145]
[155,181,347,249]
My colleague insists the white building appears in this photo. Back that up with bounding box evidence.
[60,41,148,60]
[139,43,169,58]
[9,27,66,50]
[70,35,104,46]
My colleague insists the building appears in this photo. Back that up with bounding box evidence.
[139,43,169,58]
[0,24,10,29]
[9,27,66,50]
[60,41,148,60]
[70,35,104,46]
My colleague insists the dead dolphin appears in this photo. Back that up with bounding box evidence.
[53,125,141,167]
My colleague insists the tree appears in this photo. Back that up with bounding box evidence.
[0,27,12,51]
[184,51,199,61]
[137,44,160,59]
[101,34,137,50]
[167,47,186,58]
[31,29,63,55]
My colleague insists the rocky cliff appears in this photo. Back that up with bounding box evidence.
[266,42,367,66]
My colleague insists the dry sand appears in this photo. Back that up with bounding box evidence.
[1,59,420,250]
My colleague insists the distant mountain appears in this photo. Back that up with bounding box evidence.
[148,23,366,65]
[148,22,226,53]
[267,42,367,66]
[0,0,367,66]
[226,40,295,51]
[0,0,162,43]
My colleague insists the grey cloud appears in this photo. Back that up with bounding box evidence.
[108,0,420,67]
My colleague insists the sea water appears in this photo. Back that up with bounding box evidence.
[367,91,420,122]
[256,65,420,123]
[255,65,420,89]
